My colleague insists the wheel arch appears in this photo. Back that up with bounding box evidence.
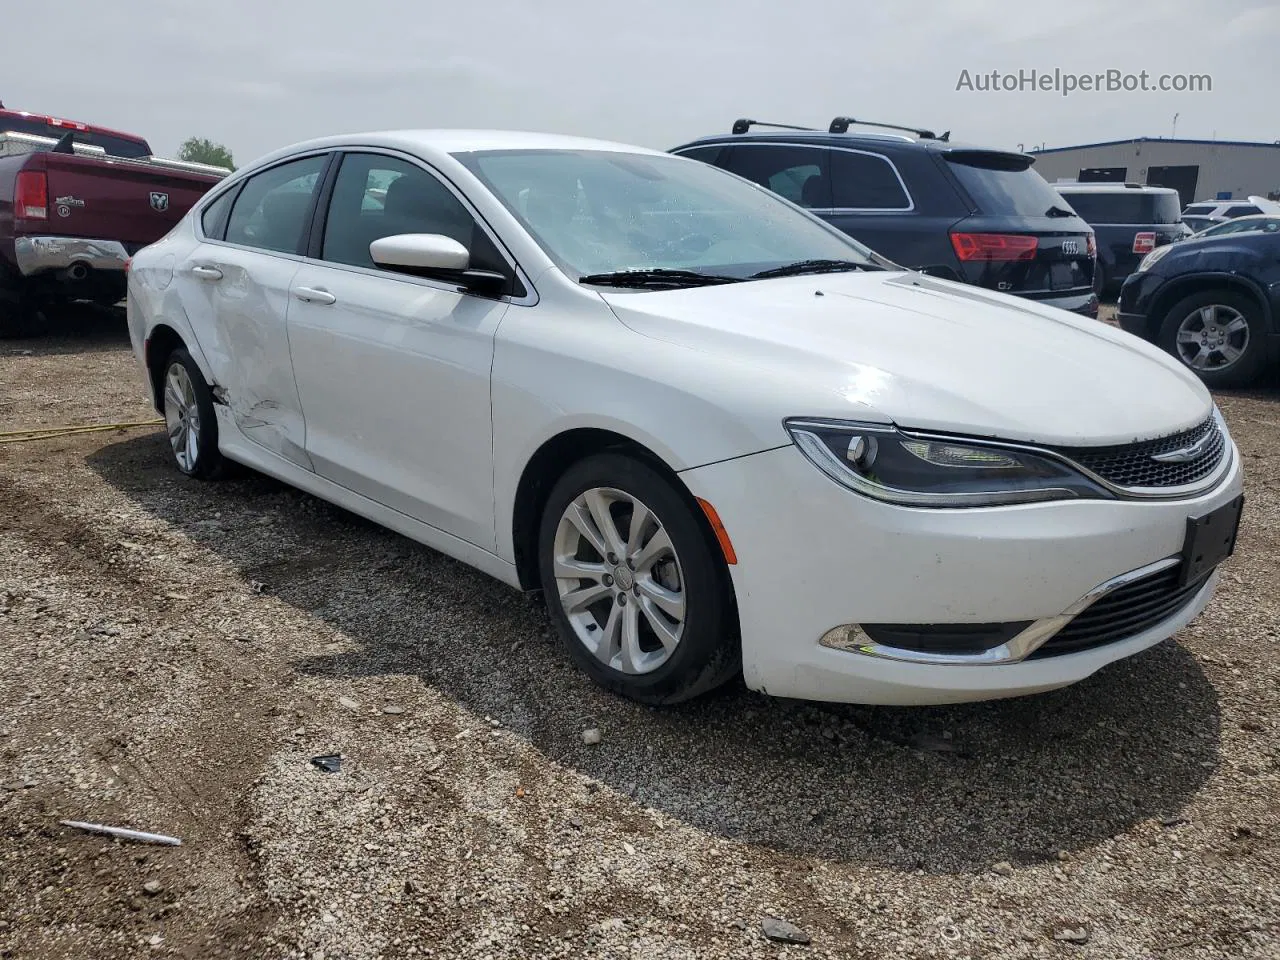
[144,323,190,412]
[1149,272,1274,338]
[508,426,739,615]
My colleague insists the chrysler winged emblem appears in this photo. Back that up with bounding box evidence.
[1151,431,1214,464]
[149,192,170,212]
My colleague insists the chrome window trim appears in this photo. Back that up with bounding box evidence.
[675,141,915,213]
[820,555,1192,666]
[193,146,539,308]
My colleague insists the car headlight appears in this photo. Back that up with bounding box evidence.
[784,419,1110,507]
[1136,245,1173,272]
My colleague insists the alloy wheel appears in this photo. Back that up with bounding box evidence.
[163,362,201,472]
[1175,304,1250,371]
[552,487,687,675]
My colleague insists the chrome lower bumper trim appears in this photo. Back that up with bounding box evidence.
[14,236,130,277]
[821,556,1185,666]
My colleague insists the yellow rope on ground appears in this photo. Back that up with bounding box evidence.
[0,419,164,444]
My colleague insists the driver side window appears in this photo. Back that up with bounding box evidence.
[322,153,488,270]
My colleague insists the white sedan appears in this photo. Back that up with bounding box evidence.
[126,130,1244,705]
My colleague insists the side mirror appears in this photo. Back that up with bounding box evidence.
[370,233,469,272]
[369,233,508,295]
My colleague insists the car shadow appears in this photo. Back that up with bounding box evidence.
[2,302,128,356]
[88,433,1222,875]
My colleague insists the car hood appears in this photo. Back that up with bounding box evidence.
[600,271,1212,447]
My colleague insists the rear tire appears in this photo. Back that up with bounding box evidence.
[161,348,224,479]
[538,453,739,704]
[1157,290,1268,388]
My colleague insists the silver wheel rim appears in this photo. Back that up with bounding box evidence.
[163,362,200,473]
[1175,304,1249,371]
[552,487,686,675]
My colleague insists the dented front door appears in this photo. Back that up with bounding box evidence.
[174,243,314,469]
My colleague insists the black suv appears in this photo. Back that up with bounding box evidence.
[1054,183,1192,296]
[671,118,1098,317]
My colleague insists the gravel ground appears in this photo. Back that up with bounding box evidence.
[1,306,1278,960]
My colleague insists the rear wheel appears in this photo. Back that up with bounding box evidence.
[538,453,739,704]
[161,348,224,479]
[1157,290,1267,388]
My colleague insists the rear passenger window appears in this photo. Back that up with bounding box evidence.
[199,188,236,240]
[723,145,830,208]
[1225,205,1261,218]
[225,155,327,255]
[829,151,910,209]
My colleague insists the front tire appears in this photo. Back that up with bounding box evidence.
[1157,290,1268,388]
[161,348,224,479]
[538,453,739,704]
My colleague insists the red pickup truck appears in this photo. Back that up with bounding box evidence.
[0,105,229,337]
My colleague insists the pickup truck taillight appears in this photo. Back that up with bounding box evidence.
[950,232,1038,261]
[1133,232,1156,254]
[15,171,48,220]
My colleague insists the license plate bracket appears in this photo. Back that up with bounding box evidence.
[1180,494,1244,586]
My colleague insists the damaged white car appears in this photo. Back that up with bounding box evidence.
[127,130,1244,706]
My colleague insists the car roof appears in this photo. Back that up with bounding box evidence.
[672,129,1010,156]
[246,129,667,170]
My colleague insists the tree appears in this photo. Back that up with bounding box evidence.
[177,137,235,170]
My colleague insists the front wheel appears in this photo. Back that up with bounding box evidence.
[538,453,739,704]
[161,348,224,479]
[1157,290,1268,388]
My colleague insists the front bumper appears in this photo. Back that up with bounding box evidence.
[1117,311,1150,338]
[14,236,130,277]
[679,440,1243,705]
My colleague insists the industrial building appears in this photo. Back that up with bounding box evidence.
[1028,137,1280,209]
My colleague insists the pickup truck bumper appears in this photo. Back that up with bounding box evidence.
[14,236,130,277]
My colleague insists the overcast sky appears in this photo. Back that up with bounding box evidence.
[6,0,1277,164]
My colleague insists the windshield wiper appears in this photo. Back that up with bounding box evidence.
[748,259,881,280]
[1045,205,1076,218]
[577,268,739,289]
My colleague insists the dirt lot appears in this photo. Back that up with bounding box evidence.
[1,306,1278,960]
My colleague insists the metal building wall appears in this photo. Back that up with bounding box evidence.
[1028,140,1280,205]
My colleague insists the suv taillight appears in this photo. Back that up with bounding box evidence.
[950,232,1038,262]
[1086,233,1096,257]
[14,170,48,220]
[1133,232,1156,254]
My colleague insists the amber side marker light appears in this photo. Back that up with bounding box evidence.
[696,498,738,565]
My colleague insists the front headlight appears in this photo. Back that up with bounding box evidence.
[1135,245,1173,272]
[784,419,1110,507]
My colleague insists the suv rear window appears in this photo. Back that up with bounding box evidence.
[944,151,1067,218]
[0,115,151,158]
[1058,191,1182,224]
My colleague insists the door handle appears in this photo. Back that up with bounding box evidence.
[293,286,337,305]
[190,265,223,281]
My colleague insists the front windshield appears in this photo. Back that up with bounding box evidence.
[453,148,886,279]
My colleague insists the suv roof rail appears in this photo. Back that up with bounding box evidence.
[829,116,947,140]
[731,118,815,135]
